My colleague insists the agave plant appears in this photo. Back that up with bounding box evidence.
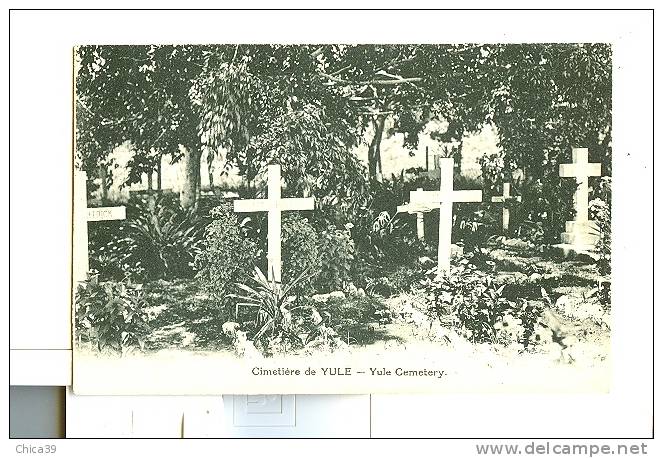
[122,195,205,279]
[229,265,312,348]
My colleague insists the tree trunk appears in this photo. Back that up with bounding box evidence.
[156,157,162,191]
[207,157,215,193]
[196,166,201,199]
[147,170,153,191]
[98,165,108,204]
[367,115,386,181]
[181,146,201,209]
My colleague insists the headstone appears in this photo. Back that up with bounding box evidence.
[491,182,521,234]
[73,171,127,282]
[558,148,602,250]
[408,158,482,276]
[233,164,315,283]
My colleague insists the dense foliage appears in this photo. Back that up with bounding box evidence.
[589,176,612,277]
[75,43,612,358]
[123,195,206,279]
[281,214,320,295]
[75,276,151,354]
[77,44,611,216]
[195,203,259,300]
[89,194,206,281]
[418,259,543,347]
[316,225,356,292]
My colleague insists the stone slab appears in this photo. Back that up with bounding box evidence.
[552,243,600,262]
[561,231,600,245]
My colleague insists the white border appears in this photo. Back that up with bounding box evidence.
[6,7,655,443]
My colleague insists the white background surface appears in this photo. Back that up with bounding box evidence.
[4,4,657,450]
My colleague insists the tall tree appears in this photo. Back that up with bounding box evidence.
[76,45,209,207]
[488,43,612,241]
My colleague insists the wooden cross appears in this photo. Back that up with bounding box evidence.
[491,183,521,234]
[397,188,434,240]
[73,171,127,282]
[559,148,601,224]
[233,164,315,283]
[412,158,482,276]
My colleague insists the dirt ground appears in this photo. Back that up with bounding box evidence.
[119,240,611,393]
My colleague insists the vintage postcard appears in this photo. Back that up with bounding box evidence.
[73,44,612,394]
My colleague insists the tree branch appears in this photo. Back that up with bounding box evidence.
[370,77,422,86]
[318,72,422,87]
[310,46,325,59]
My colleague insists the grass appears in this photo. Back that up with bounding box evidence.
[113,235,609,359]
[139,278,397,353]
[307,295,398,346]
[142,278,234,352]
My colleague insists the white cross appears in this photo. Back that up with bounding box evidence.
[397,188,435,240]
[73,171,127,282]
[233,164,315,283]
[411,158,482,276]
[559,148,601,223]
[491,183,521,234]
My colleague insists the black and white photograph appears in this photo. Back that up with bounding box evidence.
[72,43,612,394]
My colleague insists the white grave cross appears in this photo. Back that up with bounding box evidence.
[73,171,127,282]
[558,148,602,248]
[491,183,521,234]
[559,148,601,223]
[397,188,435,240]
[233,164,315,283]
[412,158,482,276]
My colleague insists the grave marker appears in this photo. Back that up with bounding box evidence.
[73,171,127,282]
[558,148,602,249]
[491,183,521,234]
[410,158,482,276]
[397,188,435,240]
[233,164,315,283]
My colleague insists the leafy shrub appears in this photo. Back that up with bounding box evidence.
[418,258,542,346]
[282,214,321,295]
[479,152,507,195]
[89,230,146,282]
[350,174,426,264]
[589,176,611,277]
[366,262,425,296]
[92,195,207,281]
[455,204,499,251]
[195,203,259,300]
[75,276,151,354]
[334,295,391,343]
[315,224,356,292]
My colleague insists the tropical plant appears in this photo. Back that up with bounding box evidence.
[88,223,146,282]
[589,176,612,277]
[229,265,313,355]
[315,224,356,292]
[121,195,206,280]
[455,204,499,252]
[75,276,151,354]
[281,214,321,295]
[418,258,545,346]
[195,203,259,299]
